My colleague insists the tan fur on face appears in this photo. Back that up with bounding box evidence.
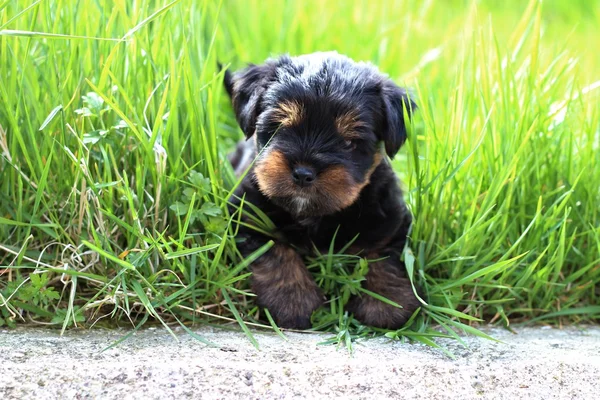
[254,149,295,198]
[272,101,304,127]
[317,152,383,210]
[335,110,365,140]
[317,166,360,210]
[255,148,384,215]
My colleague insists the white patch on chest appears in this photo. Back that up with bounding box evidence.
[292,197,311,214]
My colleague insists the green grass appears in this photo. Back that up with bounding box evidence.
[1,0,599,347]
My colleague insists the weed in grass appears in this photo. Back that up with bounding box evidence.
[0,0,599,350]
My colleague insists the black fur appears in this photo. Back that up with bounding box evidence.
[224,52,420,329]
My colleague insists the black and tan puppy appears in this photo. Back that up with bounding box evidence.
[224,52,420,330]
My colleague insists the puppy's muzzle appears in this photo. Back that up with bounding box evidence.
[291,166,316,188]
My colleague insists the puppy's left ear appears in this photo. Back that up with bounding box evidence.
[380,80,417,158]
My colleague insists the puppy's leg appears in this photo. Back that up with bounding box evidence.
[229,179,322,328]
[347,255,420,329]
[250,243,323,329]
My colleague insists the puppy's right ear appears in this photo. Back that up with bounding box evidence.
[225,63,276,139]
[218,62,234,99]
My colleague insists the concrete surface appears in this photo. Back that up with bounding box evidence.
[0,325,599,399]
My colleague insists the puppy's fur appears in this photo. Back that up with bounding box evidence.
[224,52,420,329]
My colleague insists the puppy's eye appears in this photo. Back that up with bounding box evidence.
[345,139,357,150]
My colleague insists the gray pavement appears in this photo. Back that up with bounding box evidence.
[1,325,599,399]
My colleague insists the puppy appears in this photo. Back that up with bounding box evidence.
[224,52,420,330]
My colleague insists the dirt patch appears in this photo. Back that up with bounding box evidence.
[1,325,599,399]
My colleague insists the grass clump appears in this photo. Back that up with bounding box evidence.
[1,0,599,346]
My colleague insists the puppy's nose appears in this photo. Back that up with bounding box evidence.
[292,166,316,187]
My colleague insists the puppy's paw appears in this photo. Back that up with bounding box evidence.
[260,283,323,329]
[347,261,421,329]
[251,244,323,329]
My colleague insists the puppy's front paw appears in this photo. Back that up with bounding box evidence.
[259,282,323,329]
[251,244,323,329]
[347,260,421,329]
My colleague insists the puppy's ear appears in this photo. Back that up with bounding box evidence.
[380,80,416,158]
[227,63,277,139]
[218,62,234,98]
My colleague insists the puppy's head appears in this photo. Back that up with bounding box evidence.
[225,52,416,217]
